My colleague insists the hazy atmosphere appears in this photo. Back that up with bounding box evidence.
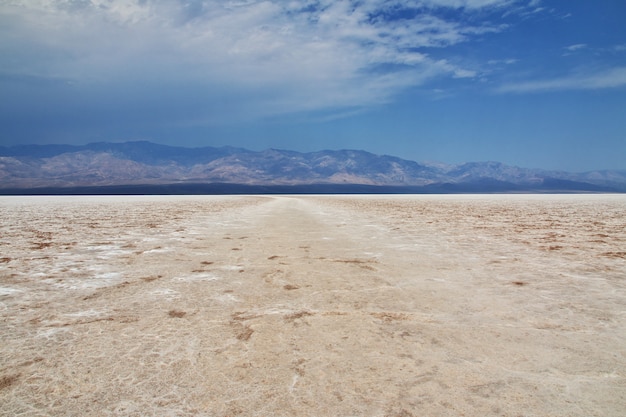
[1,0,625,171]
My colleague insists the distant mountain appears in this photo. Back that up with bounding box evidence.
[1,141,624,193]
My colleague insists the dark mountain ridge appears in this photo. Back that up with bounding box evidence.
[1,141,624,193]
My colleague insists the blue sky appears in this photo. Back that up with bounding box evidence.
[1,0,625,171]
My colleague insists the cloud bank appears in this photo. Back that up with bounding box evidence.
[0,0,518,124]
[498,67,626,93]
[3,0,623,132]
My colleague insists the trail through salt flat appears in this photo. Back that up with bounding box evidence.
[1,194,625,416]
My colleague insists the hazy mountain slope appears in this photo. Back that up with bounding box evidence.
[0,141,624,192]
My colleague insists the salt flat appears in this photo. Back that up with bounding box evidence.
[1,194,625,416]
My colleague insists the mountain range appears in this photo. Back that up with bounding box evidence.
[1,141,625,194]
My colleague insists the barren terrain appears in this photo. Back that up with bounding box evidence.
[1,194,625,416]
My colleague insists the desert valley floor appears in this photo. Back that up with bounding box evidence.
[1,194,625,416]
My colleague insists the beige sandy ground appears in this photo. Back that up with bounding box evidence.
[0,194,625,416]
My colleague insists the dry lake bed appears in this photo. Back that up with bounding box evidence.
[1,194,625,416]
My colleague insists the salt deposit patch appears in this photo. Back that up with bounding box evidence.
[64,309,107,318]
[221,265,244,271]
[80,244,133,259]
[47,272,123,290]
[150,288,180,300]
[0,286,23,296]
[50,281,94,290]
[173,273,220,282]
[85,244,119,252]
[36,327,69,339]
[213,293,239,303]
[96,249,132,259]
[47,259,85,272]
[143,247,172,254]
[364,224,386,231]
[94,272,122,281]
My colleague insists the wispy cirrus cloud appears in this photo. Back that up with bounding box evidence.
[487,58,518,65]
[420,0,515,8]
[496,67,626,93]
[0,0,523,124]
[565,43,587,52]
[562,43,588,57]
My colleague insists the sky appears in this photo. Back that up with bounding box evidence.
[0,0,625,172]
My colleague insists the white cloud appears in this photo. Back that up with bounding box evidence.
[488,58,518,65]
[422,0,514,8]
[452,68,477,78]
[565,43,587,52]
[496,67,626,93]
[0,0,519,122]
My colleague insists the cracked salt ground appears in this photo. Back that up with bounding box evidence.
[0,194,625,416]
